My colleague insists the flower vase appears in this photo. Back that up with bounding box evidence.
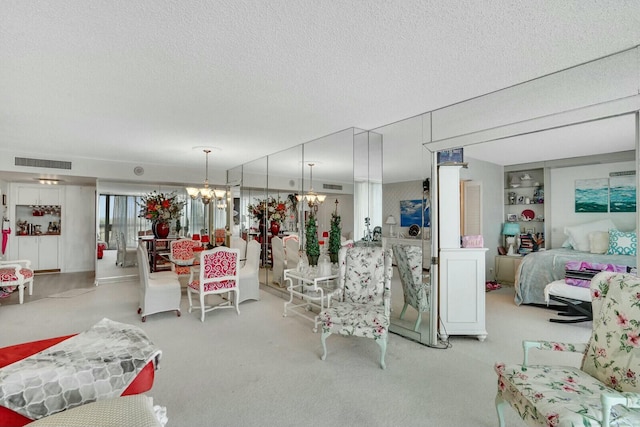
[270,221,280,236]
[152,221,170,239]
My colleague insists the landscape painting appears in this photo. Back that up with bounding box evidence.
[609,175,636,212]
[400,199,430,227]
[575,178,609,213]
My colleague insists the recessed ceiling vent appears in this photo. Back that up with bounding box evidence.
[15,157,72,170]
[323,183,342,191]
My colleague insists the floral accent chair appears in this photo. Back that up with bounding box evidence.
[392,244,429,332]
[495,271,640,426]
[320,245,392,369]
[169,238,196,277]
[187,247,240,322]
[0,259,34,304]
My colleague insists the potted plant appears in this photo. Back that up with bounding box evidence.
[305,214,320,266]
[328,211,341,263]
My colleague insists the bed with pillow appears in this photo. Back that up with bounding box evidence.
[514,219,637,306]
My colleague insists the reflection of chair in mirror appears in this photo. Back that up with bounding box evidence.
[214,228,226,246]
[169,238,196,278]
[238,240,261,303]
[136,243,181,322]
[187,247,240,322]
[271,236,285,286]
[230,236,247,265]
[0,259,34,304]
[320,245,392,369]
[116,232,137,267]
[495,272,640,426]
[285,237,300,268]
[392,244,430,332]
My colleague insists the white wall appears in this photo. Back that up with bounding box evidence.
[549,160,636,248]
[64,186,96,272]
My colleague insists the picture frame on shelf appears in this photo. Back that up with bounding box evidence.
[506,214,517,222]
[525,228,535,234]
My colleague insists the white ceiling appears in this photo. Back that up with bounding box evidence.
[1,1,640,184]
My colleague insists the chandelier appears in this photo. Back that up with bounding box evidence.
[186,149,225,205]
[296,163,326,208]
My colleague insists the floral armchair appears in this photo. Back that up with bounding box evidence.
[320,245,392,369]
[392,244,429,332]
[495,271,640,426]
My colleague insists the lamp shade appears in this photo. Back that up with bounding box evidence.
[192,234,201,241]
[322,231,329,238]
[200,235,210,244]
[385,215,397,225]
[502,223,520,236]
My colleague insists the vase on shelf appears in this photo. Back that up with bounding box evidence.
[152,221,170,239]
[270,221,280,236]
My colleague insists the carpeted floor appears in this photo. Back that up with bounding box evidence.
[0,272,591,426]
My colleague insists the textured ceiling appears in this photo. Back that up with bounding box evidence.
[1,1,640,179]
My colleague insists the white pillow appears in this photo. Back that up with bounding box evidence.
[588,231,609,254]
[564,219,616,252]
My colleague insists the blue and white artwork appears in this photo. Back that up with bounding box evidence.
[610,175,636,213]
[575,178,608,213]
[400,199,430,227]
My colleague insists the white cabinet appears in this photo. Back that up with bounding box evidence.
[16,186,60,205]
[439,248,488,341]
[18,236,60,271]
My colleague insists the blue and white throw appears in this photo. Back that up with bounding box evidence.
[0,318,161,420]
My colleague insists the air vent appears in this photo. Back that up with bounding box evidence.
[15,157,72,170]
[323,183,342,191]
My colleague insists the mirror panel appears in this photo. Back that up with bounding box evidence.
[240,156,268,285]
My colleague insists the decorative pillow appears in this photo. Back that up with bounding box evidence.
[606,229,637,256]
[564,219,616,252]
[588,231,609,254]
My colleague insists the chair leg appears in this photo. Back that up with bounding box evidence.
[495,394,506,427]
[413,312,422,332]
[187,289,193,313]
[234,289,240,315]
[321,331,331,361]
[18,283,24,304]
[399,303,408,320]
[28,279,33,296]
[377,336,387,369]
[199,294,205,322]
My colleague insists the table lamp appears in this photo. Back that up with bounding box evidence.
[200,234,210,248]
[502,222,520,256]
[385,215,397,237]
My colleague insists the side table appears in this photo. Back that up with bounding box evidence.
[283,266,340,332]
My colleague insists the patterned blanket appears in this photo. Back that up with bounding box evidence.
[0,318,161,420]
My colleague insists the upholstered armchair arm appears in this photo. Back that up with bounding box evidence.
[522,340,588,369]
[601,393,640,425]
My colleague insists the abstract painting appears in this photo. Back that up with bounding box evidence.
[400,199,430,227]
[575,178,608,213]
[609,175,636,212]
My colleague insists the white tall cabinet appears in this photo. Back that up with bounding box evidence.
[438,164,488,341]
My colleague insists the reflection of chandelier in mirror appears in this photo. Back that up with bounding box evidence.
[186,149,214,204]
[215,190,227,210]
[296,163,326,209]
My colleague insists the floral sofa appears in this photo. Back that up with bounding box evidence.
[495,271,640,426]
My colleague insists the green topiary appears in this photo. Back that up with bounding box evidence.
[328,212,341,263]
[305,214,320,265]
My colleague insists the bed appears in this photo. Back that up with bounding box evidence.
[514,248,636,306]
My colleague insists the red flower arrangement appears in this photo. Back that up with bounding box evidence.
[138,191,185,222]
[248,198,288,223]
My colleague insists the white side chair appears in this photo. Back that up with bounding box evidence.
[238,240,261,303]
[230,236,247,266]
[285,238,300,268]
[271,236,285,286]
[136,243,181,322]
[117,232,137,267]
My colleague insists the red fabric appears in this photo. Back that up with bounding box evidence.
[97,242,107,259]
[0,267,33,282]
[0,335,155,427]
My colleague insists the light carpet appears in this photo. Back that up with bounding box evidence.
[48,288,96,298]
[0,273,592,426]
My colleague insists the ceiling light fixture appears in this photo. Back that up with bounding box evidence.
[296,163,326,210]
[186,149,214,204]
[37,178,61,185]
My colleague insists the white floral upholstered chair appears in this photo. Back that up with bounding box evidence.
[392,244,429,332]
[0,259,34,304]
[495,271,640,426]
[320,245,392,369]
[187,247,240,322]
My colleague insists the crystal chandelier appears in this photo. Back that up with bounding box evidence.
[296,163,326,208]
[186,149,216,204]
